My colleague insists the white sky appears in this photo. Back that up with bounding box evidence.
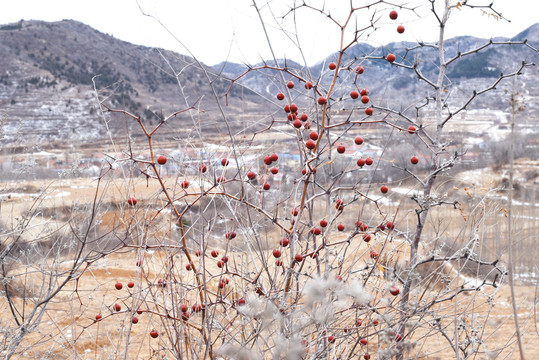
[0,0,537,66]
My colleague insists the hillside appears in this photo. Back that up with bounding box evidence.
[0,19,538,146]
[219,29,539,117]
[0,20,258,145]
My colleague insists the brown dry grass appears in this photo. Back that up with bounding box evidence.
[2,246,537,359]
[1,177,537,359]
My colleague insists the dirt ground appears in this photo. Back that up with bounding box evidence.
[1,177,538,359]
[1,249,537,359]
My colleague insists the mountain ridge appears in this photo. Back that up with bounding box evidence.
[0,19,537,145]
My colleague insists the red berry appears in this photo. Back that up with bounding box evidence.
[211,250,219,258]
[373,319,379,325]
[290,104,298,113]
[387,53,396,63]
[295,254,303,262]
[357,319,362,326]
[386,221,395,230]
[95,314,102,321]
[280,238,289,247]
[380,185,388,194]
[365,157,373,166]
[328,62,337,70]
[263,183,271,190]
[199,163,207,173]
[114,304,121,312]
[328,335,335,343]
[408,125,417,134]
[264,156,273,165]
[310,227,321,235]
[221,255,229,263]
[157,155,167,165]
[287,81,294,89]
[225,234,236,243]
[127,281,134,288]
[137,308,143,315]
[356,66,364,74]
[132,316,139,324]
[358,222,368,231]
[300,113,308,121]
[306,139,316,150]
[360,338,368,345]
[397,25,405,33]
[411,156,419,164]
[357,158,365,167]
[284,104,291,113]
[273,249,282,258]
[193,304,202,312]
[320,219,328,228]
[389,10,398,20]
[157,279,166,287]
[217,260,224,268]
[150,329,159,338]
[221,158,229,166]
[292,208,299,216]
[219,280,226,289]
[181,312,190,321]
[270,153,279,162]
[337,144,345,153]
[270,167,278,174]
[216,176,225,183]
[337,223,345,231]
[293,119,302,128]
[318,96,327,105]
[395,333,403,342]
[365,107,373,116]
[127,197,137,206]
[247,171,256,180]
[354,136,363,145]
[363,234,372,242]
[370,251,379,259]
[186,263,192,271]
[359,89,368,97]
[361,95,369,104]
[238,298,246,306]
[115,282,123,290]
[309,131,319,141]
[277,92,285,101]
[136,259,142,267]
[390,285,400,296]
[305,81,313,89]
[335,199,344,211]
[181,180,189,189]
[350,90,359,99]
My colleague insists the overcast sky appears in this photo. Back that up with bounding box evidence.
[1,0,537,66]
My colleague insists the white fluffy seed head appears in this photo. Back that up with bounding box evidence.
[274,335,306,360]
[216,344,258,360]
[237,292,280,322]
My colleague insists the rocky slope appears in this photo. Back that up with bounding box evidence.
[0,19,537,145]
